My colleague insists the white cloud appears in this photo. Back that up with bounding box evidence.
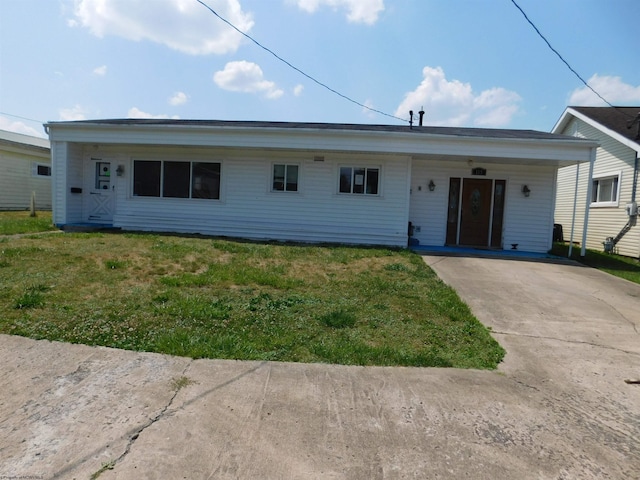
[395,66,521,127]
[362,99,376,119]
[293,84,304,96]
[169,91,189,106]
[70,0,254,55]
[292,0,384,25]
[568,74,640,106]
[59,105,88,121]
[213,61,284,99]
[0,117,45,137]
[93,65,107,76]
[127,107,180,119]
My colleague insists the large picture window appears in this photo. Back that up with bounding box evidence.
[133,160,220,199]
[591,174,620,206]
[339,166,379,195]
[272,164,298,192]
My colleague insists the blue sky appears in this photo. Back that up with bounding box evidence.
[1,0,639,138]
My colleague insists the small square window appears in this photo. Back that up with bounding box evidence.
[591,175,619,205]
[273,164,298,192]
[37,164,51,176]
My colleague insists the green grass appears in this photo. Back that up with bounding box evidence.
[0,232,505,369]
[0,211,57,235]
[550,243,640,284]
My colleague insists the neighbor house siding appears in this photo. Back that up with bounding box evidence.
[555,118,640,257]
[0,140,51,210]
[410,160,558,253]
[86,145,410,246]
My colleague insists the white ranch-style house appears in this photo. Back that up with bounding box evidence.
[45,119,597,253]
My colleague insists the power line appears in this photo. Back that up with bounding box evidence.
[195,0,407,123]
[510,0,635,119]
[0,111,45,125]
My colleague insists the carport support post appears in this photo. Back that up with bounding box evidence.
[568,162,580,258]
[580,147,597,259]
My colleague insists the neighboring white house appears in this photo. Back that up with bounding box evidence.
[0,129,51,210]
[45,119,597,252]
[553,107,640,258]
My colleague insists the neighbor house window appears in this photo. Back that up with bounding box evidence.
[133,160,220,199]
[339,166,379,195]
[33,163,51,177]
[591,174,620,206]
[272,164,298,192]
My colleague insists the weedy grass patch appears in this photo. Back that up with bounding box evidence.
[0,232,505,369]
[0,211,57,235]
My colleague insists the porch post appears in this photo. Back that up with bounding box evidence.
[568,162,580,258]
[580,147,597,259]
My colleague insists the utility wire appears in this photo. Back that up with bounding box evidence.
[195,0,407,123]
[510,0,635,120]
[0,111,45,125]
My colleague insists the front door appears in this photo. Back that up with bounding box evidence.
[86,159,114,223]
[459,179,493,246]
[446,178,505,248]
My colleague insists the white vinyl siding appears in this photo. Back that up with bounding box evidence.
[410,160,558,253]
[51,141,83,225]
[0,142,51,210]
[80,145,409,246]
[555,117,640,257]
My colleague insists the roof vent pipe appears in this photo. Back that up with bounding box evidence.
[409,110,414,129]
[419,108,424,126]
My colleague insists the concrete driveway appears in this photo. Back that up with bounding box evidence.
[1,256,639,479]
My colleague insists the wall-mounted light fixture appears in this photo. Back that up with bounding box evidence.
[428,179,436,192]
[522,185,531,197]
[116,165,125,176]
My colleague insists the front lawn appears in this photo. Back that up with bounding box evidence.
[0,232,505,368]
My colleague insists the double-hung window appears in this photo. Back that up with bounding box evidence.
[591,174,620,207]
[339,166,379,195]
[272,164,299,192]
[133,160,220,199]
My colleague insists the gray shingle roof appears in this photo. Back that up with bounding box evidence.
[571,106,640,142]
[48,118,583,142]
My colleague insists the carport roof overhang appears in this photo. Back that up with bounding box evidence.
[45,119,599,167]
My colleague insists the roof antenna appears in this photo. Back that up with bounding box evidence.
[409,110,414,129]
[419,107,425,127]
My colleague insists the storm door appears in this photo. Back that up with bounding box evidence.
[86,159,115,223]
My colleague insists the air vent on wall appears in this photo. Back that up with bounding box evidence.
[314,156,325,162]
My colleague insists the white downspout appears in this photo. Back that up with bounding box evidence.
[568,162,580,258]
[580,147,597,258]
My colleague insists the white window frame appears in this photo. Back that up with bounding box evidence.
[271,163,300,193]
[32,162,51,177]
[131,159,222,200]
[337,165,381,196]
[590,171,621,208]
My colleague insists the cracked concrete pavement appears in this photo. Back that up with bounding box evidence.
[1,255,639,479]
